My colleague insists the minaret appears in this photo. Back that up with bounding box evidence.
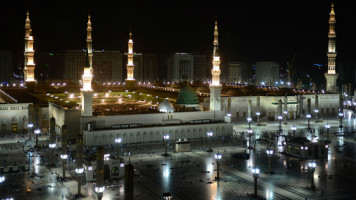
[23,10,36,84]
[325,1,338,93]
[209,20,222,111]
[126,28,135,90]
[80,13,94,117]
[87,11,93,70]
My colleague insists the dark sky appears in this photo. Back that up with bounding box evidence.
[1,0,356,69]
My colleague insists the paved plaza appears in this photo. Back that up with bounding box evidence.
[1,117,356,200]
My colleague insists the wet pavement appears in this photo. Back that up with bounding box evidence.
[1,117,356,199]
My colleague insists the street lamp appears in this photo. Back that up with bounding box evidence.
[247,117,252,129]
[163,134,170,156]
[306,114,311,130]
[27,123,33,140]
[339,112,344,129]
[308,161,316,190]
[291,126,297,137]
[256,112,260,124]
[214,152,222,180]
[34,129,41,148]
[207,132,213,152]
[60,154,68,178]
[49,143,56,166]
[95,186,105,200]
[325,123,331,143]
[252,167,260,197]
[266,149,273,174]
[314,109,319,121]
[277,115,283,133]
[283,110,288,124]
[75,167,84,196]
[115,138,122,160]
[247,129,253,149]
[0,175,5,183]
[301,146,308,158]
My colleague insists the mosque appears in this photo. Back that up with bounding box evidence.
[0,3,341,147]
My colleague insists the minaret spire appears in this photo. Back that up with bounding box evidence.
[86,10,93,70]
[213,19,219,56]
[81,14,94,117]
[209,19,222,112]
[23,9,36,83]
[324,1,338,93]
[211,20,221,87]
[126,27,135,81]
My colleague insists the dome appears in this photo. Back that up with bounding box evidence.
[196,85,210,93]
[171,82,183,89]
[176,85,199,105]
[158,99,175,113]
[226,88,243,96]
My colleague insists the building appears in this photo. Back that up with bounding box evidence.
[143,54,159,82]
[36,52,64,81]
[193,55,207,81]
[228,62,242,83]
[255,61,280,86]
[94,51,123,82]
[171,53,194,82]
[228,62,252,84]
[0,50,12,83]
[133,53,143,82]
[204,93,340,120]
[64,50,123,82]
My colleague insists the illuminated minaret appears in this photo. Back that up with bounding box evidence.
[23,10,36,83]
[325,1,338,93]
[87,12,93,69]
[126,29,135,81]
[81,13,94,117]
[209,20,222,111]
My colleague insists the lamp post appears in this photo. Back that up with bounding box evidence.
[277,115,283,134]
[49,143,56,166]
[325,123,330,143]
[27,123,33,140]
[283,110,288,124]
[266,149,273,174]
[339,112,344,129]
[95,186,105,200]
[163,134,170,156]
[247,117,252,129]
[256,112,260,124]
[314,109,319,121]
[0,175,5,183]
[247,128,253,149]
[60,154,68,179]
[252,167,260,197]
[34,129,40,148]
[291,126,297,137]
[308,161,316,190]
[214,152,222,180]
[75,167,84,196]
[115,138,122,160]
[207,132,213,152]
[306,114,311,130]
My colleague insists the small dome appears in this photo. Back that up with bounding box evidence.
[226,88,242,96]
[196,85,209,93]
[152,81,164,87]
[176,85,199,105]
[158,99,175,113]
[171,82,183,89]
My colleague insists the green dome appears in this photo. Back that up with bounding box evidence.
[176,85,199,105]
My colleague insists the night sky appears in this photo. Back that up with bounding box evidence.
[1,0,356,70]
